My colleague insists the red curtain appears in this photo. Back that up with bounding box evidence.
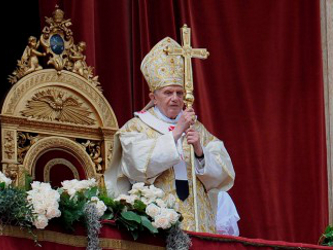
[39,0,328,244]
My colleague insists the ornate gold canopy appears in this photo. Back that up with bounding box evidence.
[1,6,118,186]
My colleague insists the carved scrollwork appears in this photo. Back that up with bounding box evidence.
[7,5,101,92]
[17,132,39,164]
[3,130,15,160]
[40,5,73,72]
[2,163,19,183]
[25,137,96,180]
[78,139,103,173]
[21,88,95,125]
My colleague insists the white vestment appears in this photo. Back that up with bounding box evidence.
[104,107,235,233]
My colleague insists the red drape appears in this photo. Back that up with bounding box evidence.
[2,223,333,250]
[38,0,328,244]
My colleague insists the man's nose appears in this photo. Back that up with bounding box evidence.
[171,92,178,100]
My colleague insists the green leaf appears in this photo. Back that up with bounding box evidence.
[121,211,141,224]
[133,200,146,213]
[24,172,33,191]
[141,216,158,234]
[131,230,139,240]
[99,196,115,207]
[101,211,114,220]
[84,186,98,199]
[0,182,5,190]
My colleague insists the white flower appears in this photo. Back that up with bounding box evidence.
[163,208,180,224]
[114,194,130,202]
[145,203,161,219]
[61,178,97,199]
[140,197,149,205]
[141,188,157,203]
[155,199,166,208]
[128,182,148,196]
[46,206,61,219]
[91,196,99,202]
[27,181,61,229]
[95,200,107,217]
[89,196,107,217]
[114,194,137,205]
[152,214,171,229]
[0,171,12,187]
[132,182,145,190]
[33,215,49,229]
[149,185,164,198]
[166,194,176,208]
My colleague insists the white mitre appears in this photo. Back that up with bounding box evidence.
[141,37,184,92]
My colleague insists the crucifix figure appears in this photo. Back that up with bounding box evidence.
[164,24,210,108]
[164,24,210,232]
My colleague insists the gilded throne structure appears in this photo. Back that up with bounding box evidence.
[1,6,118,187]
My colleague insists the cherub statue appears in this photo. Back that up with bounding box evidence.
[22,36,46,75]
[69,41,89,77]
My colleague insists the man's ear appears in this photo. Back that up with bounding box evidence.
[149,92,156,103]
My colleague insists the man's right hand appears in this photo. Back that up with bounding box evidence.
[172,108,195,141]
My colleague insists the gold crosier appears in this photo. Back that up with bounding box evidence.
[165,24,209,232]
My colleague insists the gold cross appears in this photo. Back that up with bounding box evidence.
[164,24,209,108]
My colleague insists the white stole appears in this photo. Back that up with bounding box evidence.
[134,110,188,181]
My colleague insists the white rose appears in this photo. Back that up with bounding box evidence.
[46,206,61,219]
[33,215,49,229]
[30,181,42,190]
[0,171,11,186]
[152,214,171,229]
[166,194,176,208]
[140,197,149,205]
[115,194,130,202]
[86,178,97,187]
[131,182,145,190]
[149,185,164,198]
[156,199,166,208]
[91,196,99,202]
[67,188,77,199]
[95,200,107,217]
[146,203,161,219]
[164,208,180,224]
[142,189,157,202]
[32,202,46,215]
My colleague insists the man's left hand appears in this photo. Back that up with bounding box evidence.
[186,128,203,157]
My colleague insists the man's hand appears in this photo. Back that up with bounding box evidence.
[172,108,195,141]
[186,128,203,157]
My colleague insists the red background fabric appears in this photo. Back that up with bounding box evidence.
[34,150,87,187]
[3,0,328,245]
[1,224,333,250]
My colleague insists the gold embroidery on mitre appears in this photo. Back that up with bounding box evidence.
[140,37,184,92]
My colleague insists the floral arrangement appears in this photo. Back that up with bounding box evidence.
[0,171,190,250]
[114,182,180,231]
[319,225,333,246]
[27,181,61,229]
[0,171,12,187]
[0,172,35,238]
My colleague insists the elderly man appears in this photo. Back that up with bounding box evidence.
[104,37,235,233]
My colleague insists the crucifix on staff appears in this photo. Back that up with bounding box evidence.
[105,22,235,235]
[164,24,210,232]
